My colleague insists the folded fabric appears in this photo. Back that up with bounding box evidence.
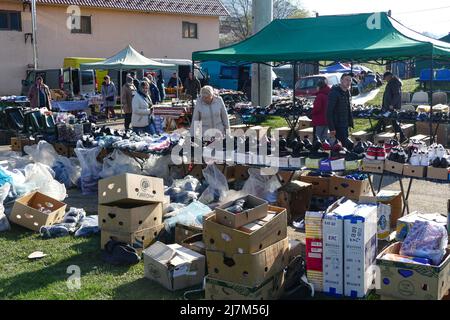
[75,215,100,237]
[40,207,86,239]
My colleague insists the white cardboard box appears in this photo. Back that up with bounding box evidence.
[343,204,378,298]
[322,199,356,296]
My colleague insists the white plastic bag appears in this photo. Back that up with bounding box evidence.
[198,164,229,204]
[52,156,81,188]
[242,168,282,202]
[142,154,171,182]
[74,146,103,195]
[99,149,141,178]
[0,183,11,232]
[19,163,67,201]
[24,141,58,167]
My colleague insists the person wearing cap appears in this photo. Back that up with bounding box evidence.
[101,75,117,120]
[28,76,52,109]
[167,72,182,88]
[121,75,136,131]
[375,72,405,141]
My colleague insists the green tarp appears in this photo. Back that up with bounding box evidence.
[80,45,175,70]
[193,12,450,63]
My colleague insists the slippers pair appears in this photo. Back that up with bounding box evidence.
[101,240,141,266]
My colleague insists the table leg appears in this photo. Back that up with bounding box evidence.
[368,174,376,196]
[377,172,384,193]
[400,177,414,216]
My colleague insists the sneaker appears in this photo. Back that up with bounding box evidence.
[436,145,446,159]
[397,149,408,163]
[353,141,365,155]
[365,146,378,160]
[428,144,437,162]
[376,145,386,160]
[420,151,429,166]
[409,150,420,166]
[440,157,449,168]
[388,147,399,162]
[432,157,442,168]
[322,140,332,151]
[303,138,313,150]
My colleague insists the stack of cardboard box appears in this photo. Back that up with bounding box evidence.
[203,194,292,300]
[98,173,166,254]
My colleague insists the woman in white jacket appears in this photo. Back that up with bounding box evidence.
[190,86,230,140]
[131,81,154,134]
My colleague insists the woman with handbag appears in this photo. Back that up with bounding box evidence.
[132,81,155,135]
[101,75,117,120]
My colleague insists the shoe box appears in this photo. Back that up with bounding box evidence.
[374,132,395,143]
[277,181,312,223]
[206,237,290,287]
[376,190,403,229]
[297,127,314,140]
[181,233,206,256]
[400,124,415,139]
[403,164,427,178]
[384,159,404,175]
[376,242,450,300]
[362,159,385,174]
[297,116,312,130]
[144,241,205,291]
[101,224,164,253]
[98,203,163,233]
[10,191,67,231]
[203,205,287,257]
[351,130,373,142]
[427,166,450,181]
[329,176,371,201]
[249,126,270,140]
[98,173,165,206]
[205,269,285,300]
[10,136,36,152]
[409,134,431,146]
[216,194,268,229]
[416,122,449,146]
[299,175,331,196]
[230,124,250,136]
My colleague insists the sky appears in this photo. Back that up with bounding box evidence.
[299,0,450,38]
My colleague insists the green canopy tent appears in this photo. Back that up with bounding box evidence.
[192,12,450,142]
[80,45,175,112]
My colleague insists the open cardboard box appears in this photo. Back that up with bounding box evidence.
[216,194,268,229]
[98,173,165,205]
[175,223,203,245]
[376,242,450,300]
[329,176,371,201]
[203,205,287,256]
[206,237,290,287]
[144,242,205,291]
[10,191,67,231]
[181,233,206,256]
[98,203,163,233]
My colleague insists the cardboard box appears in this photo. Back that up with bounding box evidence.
[374,132,395,143]
[98,173,165,205]
[401,124,415,139]
[250,126,270,140]
[403,164,426,178]
[329,176,371,201]
[297,116,312,130]
[305,157,322,169]
[376,190,403,229]
[359,195,392,240]
[299,175,330,196]
[144,242,205,291]
[10,136,34,152]
[273,127,291,139]
[351,131,373,142]
[233,165,250,181]
[288,157,303,169]
[322,199,355,296]
[298,127,314,140]
[187,164,204,180]
[10,191,67,231]
[416,122,449,145]
[230,124,250,135]
[384,160,404,175]
[427,166,450,181]
[205,270,285,300]
[305,210,326,292]
[101,224,164,252]
[98,203,163,233]
[175,223,203,245]
[376,242,450,300]
[330,158,345,171]
[53,143,70,157]
[362,159,384,174]
[203,206,287,256]
[277,181,312,222]
[409,134,431,146]
[216,195,268,229]
[343,204,378,298]
[345,160,362,171]
[278,170,294,185]
[181,233,206,256]
[395,212,447,241]
[206,237,290,287]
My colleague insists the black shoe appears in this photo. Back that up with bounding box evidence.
[101,240,141,266]
[432,157,442,168]
[303,138,313,150]
[440,157,449,168]
[353,141,365,155]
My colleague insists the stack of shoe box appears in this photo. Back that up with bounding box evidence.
[98,173,166,254]
[203,194,298,300]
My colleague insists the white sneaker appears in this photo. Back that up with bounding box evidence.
[436,144,446,158]
[409,150,420,166]
[419,151,429,166]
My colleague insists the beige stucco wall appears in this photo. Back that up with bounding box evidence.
[0,1,220,95]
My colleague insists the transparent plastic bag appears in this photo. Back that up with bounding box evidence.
[171,175,202,192]
[0,183,11,232]
[164,201,211,231]
[0,167,12,187]
[52,156,81,188]
[198,164,229,204]
[99,149,141,178]
[74,146,102,195]
[21,163,67,201]
[24,140,58,167]
[242,168,282,202]
[0,151,33,170]
[400,220,448,265]
[142,154,171,183]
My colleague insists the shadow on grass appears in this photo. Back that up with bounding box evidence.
[0,234,133,299]
[112,277,186,300]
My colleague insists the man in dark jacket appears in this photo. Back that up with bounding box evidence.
[184,72,201,99]
[327,73,354,147]
[375,72,406,141]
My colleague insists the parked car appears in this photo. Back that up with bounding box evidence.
[294,73,359,97]
[21,68,96,97]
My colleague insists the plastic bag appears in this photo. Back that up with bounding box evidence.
[21,163,67,201]
[242,168,282,203]
[163,202,186,217]
[99,149,141,178]
[75,215,100,237]
[74,146,102,195]
[0,167,12,187]
[164,201,211,231]
[0,183,11,232]
[171,175,202,192]
[142,154,171,184]
[198,164,229,204]
[400,220,448,265]
[24,140,58,167]
[52,156,81,188]
[0,151,33,170]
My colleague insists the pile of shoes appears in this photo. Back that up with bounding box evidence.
[387,146,408,163]
[428,143,449,168]
[365,144,386,160]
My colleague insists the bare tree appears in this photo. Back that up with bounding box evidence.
[220,0,310,46]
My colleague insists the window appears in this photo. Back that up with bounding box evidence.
[0,11,22,31]
[71,16,92,34]
[182,21,197,39]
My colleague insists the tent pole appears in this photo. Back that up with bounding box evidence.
[292,61,297,107]
[258,63,261,106]
[120,69,124,119]
[176,69,179,102]
[429,55,434,143]
[191,60,195,107]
